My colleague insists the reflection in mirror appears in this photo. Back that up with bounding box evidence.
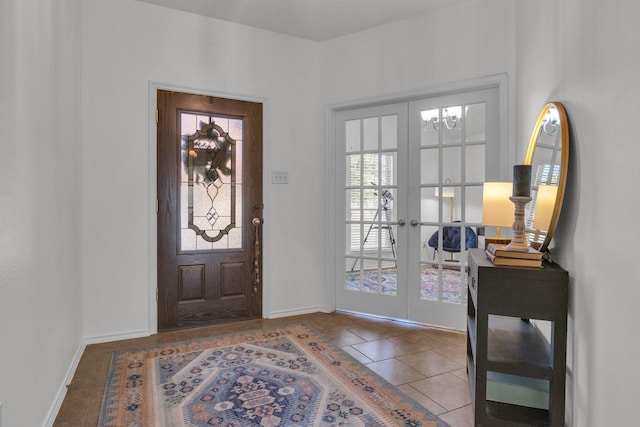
[532,185,557,231]
[524,102,569,252]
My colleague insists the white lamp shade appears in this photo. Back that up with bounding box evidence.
[482,182,513,227]
[532,185,558,230]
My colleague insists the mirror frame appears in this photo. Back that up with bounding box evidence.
[524,102,569,252]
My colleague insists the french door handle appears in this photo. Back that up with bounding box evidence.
[410,219,419,226]
[398,219,406,227]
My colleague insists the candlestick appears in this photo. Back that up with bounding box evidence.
[513,165,532,197]
[505,196,532,252]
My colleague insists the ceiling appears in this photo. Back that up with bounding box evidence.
[135,0,471,42]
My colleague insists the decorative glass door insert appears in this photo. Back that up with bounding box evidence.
[180,112,243,251]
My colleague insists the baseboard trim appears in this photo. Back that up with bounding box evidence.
[43,329,151,426]
[266,306,328,319]
[43,341,86,427]
[83,329,151,346]
[336,309,466,333]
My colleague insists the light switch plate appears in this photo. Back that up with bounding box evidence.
[271,170,289,184]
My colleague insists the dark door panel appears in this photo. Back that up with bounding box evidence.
[157,90,263,330]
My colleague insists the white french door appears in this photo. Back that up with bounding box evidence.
[407,89,499,329]
[335,103,409,318]
[334,88,501,330]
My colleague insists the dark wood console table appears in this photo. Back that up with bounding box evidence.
[467,248,568,426]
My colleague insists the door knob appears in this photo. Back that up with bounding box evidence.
[410,219,419,226]
[398,219,406,226]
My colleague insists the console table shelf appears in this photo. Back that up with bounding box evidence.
[467,248,568,427]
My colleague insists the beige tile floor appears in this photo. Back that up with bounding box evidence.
[54,311,473,427]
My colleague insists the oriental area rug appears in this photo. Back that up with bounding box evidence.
[98,324,450,427]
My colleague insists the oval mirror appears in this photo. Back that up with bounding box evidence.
[524,102,569,252]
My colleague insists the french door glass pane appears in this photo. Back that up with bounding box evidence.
[380,153,397,186]
[420,148,439,184]
[465,144,486,182]
[345,267,398,296]
[465,103,486,142]
[346,189,361,221]
[346,154,361,186]
[346,120,361,152]
[442,106,462,145]
[442,146,462,183]
[420,108,440,146]
[420,187,439,223]
[421,225,438,262]
[465,186,484,224]
[362,154,380,186]
[442,185,459,223]
[422,266,468,303]
[420,265,440,301]
[363,117,378,151]
[381,115,398,149]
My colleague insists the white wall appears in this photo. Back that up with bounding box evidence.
[319,0,516,106]
[81,0,326,338]
[78,0,520,337]
[0,1,83,426]
[516,0,640,425]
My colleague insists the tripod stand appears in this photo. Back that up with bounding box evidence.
[350,189,397,272]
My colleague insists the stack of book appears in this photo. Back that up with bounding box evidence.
[485,243,543,268]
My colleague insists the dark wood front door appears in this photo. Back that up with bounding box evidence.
[157,90,263,330]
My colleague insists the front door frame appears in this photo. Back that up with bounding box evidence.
[148,82,268,334]
[325,74,512,323]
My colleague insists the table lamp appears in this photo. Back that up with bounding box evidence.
[482,182,513,244]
